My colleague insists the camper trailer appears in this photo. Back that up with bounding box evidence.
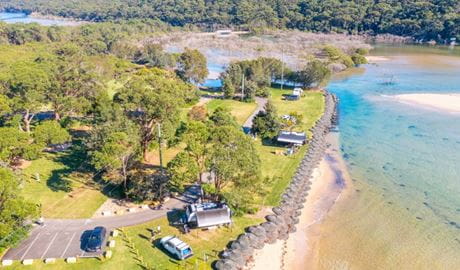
[184,202,232,228]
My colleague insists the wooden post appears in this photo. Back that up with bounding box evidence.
[241,73,245,101]
[281,48,285,90]
[157,123,163,170]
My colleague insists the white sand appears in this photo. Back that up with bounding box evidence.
[249,133,349,270]
[393,93,460,113]
[366,56,390,62]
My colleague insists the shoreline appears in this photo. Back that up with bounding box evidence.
[365,55,390,62]
[248,132,352,270]
[29,12,86,26]
[390,93,460,113]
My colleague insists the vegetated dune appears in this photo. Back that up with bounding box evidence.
[143,30,371,69]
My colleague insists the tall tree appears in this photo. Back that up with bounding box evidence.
[295,59,331,88]
[208,125,261,193]
[135,43,173,68]
[0,167,39,252]
[6,61,49,133]
[114,68,194,160]
[183,121,211,183]
[0,127,41,164]
[48,43,103,121]
[91,131,139,191]
[33,121,71,146]
[177,48,209,84]
[252,100,280,138]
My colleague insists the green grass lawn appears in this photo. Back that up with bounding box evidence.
[259,88,324,205]
[21,152,109,218]
[8,216,261,270]
[206,99,258,125]
[9,89,323,269]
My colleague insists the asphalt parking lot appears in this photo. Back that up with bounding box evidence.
[2,185,200,261]
[3,225,103,260]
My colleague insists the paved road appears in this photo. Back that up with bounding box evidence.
[243,97,268,133]
[3,186,201,260]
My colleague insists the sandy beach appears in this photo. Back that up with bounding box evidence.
[248,133,351,270]
[392,93,460,113]
[365,56,390,62]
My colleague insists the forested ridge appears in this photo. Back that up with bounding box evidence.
[1,0,459,41]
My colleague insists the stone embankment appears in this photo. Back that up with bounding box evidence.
[214,91,339,270]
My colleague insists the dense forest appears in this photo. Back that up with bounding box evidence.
[1,0,459,41]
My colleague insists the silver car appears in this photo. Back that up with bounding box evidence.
[159,236,193,260]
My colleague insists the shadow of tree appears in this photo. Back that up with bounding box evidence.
[47,143,89,192]
[261,138,284,147]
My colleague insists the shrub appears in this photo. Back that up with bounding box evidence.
[351,53,368,65]
[355,48,369,55]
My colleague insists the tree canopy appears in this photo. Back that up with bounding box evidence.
[0,167,39,252]
[1,0,459,41]
[114,68,196,159]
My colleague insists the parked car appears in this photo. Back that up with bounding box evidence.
[86,226,107,252]
[160,236,193,260]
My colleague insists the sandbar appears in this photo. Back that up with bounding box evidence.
[392,93,460,113]
[365,56,390,62]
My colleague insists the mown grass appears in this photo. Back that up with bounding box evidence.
[7,216,261,270]
[259,88,324,205]
[21,152,108,218]
[206,99,257,125]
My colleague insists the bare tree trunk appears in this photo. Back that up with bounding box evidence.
[121,155,131,195]
[54,111,61,122]
[23,109,34,134]
[141,120,155,161]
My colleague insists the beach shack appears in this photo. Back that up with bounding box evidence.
[184,202,232,228]
[277,131,307,145]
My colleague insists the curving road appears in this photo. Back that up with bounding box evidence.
[2,185,201,260]
[243,97,268,133]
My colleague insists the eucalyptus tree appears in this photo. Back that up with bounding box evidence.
[208,125,261,193]
[33,121,71,146]
[177,48,209,84]
[48,43,103,121]
[114,68,195,160]
[7,61,50,133]
[91,131,140,191]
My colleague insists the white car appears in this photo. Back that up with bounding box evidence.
[160,236,193,260]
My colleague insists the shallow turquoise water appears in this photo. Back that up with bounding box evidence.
[0,12,78,26]
[326,46,460,264]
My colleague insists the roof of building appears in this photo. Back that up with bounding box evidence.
[277,131,307,144]
[196,208,231,228]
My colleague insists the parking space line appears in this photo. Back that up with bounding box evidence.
[60,232,76,258]
[41,233,59,259]
[20,233,41,260]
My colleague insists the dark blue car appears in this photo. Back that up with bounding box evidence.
[85,226,107,252]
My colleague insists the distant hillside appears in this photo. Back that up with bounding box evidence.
[1,0,459,42]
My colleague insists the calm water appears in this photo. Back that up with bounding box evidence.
[320,46,460,269]
[0,12,79,26]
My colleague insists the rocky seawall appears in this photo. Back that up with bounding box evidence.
[214,91,339,270]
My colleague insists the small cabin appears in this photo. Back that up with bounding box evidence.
[292,88,303,97]
[184,202,232,228]
[277,131,307,145]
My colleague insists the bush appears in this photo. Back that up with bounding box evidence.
[355,48,369,55]
[187,105,207,121]
[323,45,354,68]
[351,53,368,65]
[34,121,71,146]
[255,87,271,98]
